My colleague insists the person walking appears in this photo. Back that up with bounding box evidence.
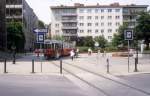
[76,48,79,58]
[70,50,75,61]
[88,48,92,56]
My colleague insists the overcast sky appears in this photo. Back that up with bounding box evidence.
[26,0,150,24]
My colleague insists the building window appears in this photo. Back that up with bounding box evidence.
[55,30,59,33]
[108,29,112,33]
[101,9,104,12]
[55,24,59,28]
[79,9,84,13]
[116,29,118,32]
[79,16,84,20]
[87,9,92,13]
[108,22,112,26]
[101,29,104,33]
[95,29,99,33]
[116,16,120,19]
[87,23,92,26]
[95,9,99,13]
[79,23,84,26]
[80,30,84,33]
[95,23,99,26]
[87,16,92,20]
[108,9,112,12]
[123,9,129,13]
[108,36,112,39]
[101,16,104,19]
[87,29,92,33]
[115,9,120,12]
[95,16,98,20]
[108,16,112,19]
[101,22,104,26]
[116,22,120,26]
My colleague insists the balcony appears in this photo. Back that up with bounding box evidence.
[61,20,77,23]
[123,19,137,22]
[6,5,23,8]
[62,26,78,30]
[62,33,77,36]
[6,15,23,19]
[61,13,77,17]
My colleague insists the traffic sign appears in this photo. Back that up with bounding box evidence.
[37,33,44,43]
[124,30,133,40]
[33,28,48,33]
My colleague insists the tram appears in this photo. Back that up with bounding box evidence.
[43,39,74,59]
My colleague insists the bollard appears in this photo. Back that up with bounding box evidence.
[134,57,138,72]
[4,59,7,73]
[32,59,35,73]
[60,60,62,74]
[13,53,16,64]
[106,58,109,73]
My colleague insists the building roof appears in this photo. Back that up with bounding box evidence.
[50,3,148,9]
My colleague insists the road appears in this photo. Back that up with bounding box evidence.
[0,53,150,96]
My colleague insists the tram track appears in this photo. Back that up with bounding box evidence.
[51,60,150,96]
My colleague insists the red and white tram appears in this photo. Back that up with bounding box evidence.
[44,39,74,59]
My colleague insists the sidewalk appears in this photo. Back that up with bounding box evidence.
[63,53,150,76]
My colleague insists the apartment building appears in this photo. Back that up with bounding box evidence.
[6,0,38,50]
[50,3,148,42]
[0,0,7,50]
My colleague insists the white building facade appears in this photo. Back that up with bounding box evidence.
[50,3,148,42]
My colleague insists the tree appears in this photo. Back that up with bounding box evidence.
[111,23,128,47]
[7,21,25,51]
[83,36,94,47]
[135,11,150,50]
[38,20,45,28]
[94,36,108,48]
[52,35,65,41]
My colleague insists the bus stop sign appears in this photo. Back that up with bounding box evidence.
[124,30,133,40]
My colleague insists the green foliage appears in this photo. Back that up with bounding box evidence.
[7,21,25,51]
[77,46,89,53]
[76,37,84,46]
[38,20,45,28]
[111,23,128,47]
[134,11,150,50]
[52,35,65,41]
[94,36,108,48]
[83,36,94,47]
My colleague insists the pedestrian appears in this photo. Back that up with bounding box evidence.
[76,48,79,58]
[70,49,75,61]
[88,48,92,56]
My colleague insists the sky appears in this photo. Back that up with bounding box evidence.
[26,0,150,24]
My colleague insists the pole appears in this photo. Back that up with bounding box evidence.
[32,59,35,73]
[107,58,109,73]
[128,40,130,72]
[12,48,16,64]
[40,43,42,73]
[4,59,7,73]
[134,57,138,72]
[60,59,62,74]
